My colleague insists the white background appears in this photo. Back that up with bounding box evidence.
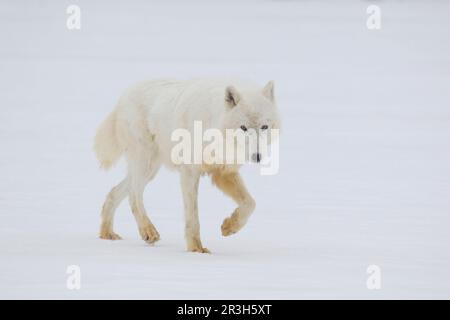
[0,0,449,299]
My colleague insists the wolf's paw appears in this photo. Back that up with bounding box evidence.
[187,237,210,253]
[99,230,122,240]
[140,224,160,244]
[221,216,241,236]
[190,247,211,254]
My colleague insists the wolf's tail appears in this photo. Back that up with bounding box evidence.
[94,111,123,170]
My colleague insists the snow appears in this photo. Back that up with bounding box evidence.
[1,0,449,299]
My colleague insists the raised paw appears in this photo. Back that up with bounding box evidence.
[140,224,160,244]
[221,215,241,236]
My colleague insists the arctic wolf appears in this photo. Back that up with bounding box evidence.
[94,79,280,253]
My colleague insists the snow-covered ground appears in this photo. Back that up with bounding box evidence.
[0,0,449,299]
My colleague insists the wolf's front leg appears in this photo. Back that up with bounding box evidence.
[180,168,210,253]
[212,172,256,236]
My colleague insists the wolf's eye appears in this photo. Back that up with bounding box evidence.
[261,125,269,130]
[240,125,248,132]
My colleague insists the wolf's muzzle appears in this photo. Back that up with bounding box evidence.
[251,153,261,163]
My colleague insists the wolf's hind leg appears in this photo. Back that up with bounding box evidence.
[99,177,129,240]
[212,172,256,236]
[128,151,161,244]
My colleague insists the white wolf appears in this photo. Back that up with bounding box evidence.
[94,79,280,253]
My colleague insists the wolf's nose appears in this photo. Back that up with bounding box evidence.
[252,153,261,163]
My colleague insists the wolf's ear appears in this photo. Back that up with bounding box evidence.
[225,86,241,108]
[262,80,275,102]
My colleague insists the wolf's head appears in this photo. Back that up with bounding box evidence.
[222,81,280,164]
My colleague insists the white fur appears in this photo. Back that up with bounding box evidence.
[94,79,280,253]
